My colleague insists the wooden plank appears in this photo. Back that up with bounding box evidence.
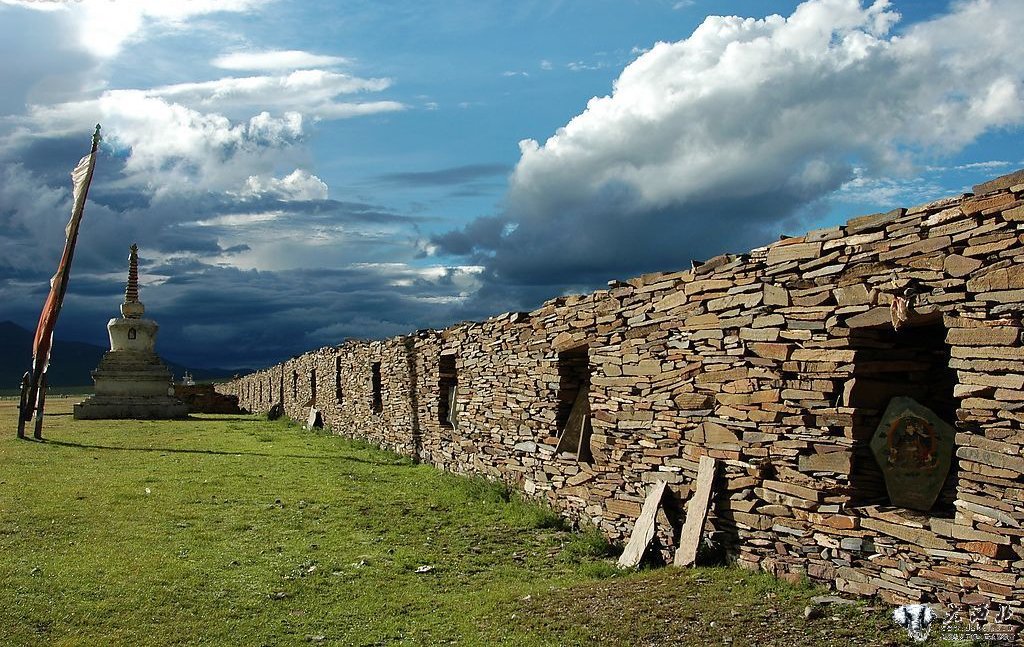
[575,410,593,463]
[555,385,588,455]
[33,372,47,440]
[674,455,717,567]
[306,407,323,429]
[16,371,29,439]
[447,384,460,431]
[617,480,667,569]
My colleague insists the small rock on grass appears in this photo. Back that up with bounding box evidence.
[810,595,858,606]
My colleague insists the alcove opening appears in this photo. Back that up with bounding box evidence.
[371,362,383,414]
[291,371,298,399]
[846,319,958,514]
[438,354,458,428]
[555,345,593,462]
[335,356,344,404]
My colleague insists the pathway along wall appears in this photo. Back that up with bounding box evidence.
[221,169,1024,627]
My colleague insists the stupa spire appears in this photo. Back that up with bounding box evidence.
[120,243,145,318]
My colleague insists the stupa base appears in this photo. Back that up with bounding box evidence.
[74,395,189,420]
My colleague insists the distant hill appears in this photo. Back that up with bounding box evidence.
[0,321,240,388]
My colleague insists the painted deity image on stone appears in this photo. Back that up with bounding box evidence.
[870,397,955,512]
[886,414,938,471]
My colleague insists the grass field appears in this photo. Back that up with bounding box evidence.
[0,399,926,645]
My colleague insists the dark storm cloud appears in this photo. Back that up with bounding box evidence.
[446,184,506,199]
[142,262,487,369]
[228,196,425,224]
[433,186,818,315]
[0,135,111,186]
[0,147,476,369]
[431,214,505,256]
[4,253,489,371]
[372,163,509,187]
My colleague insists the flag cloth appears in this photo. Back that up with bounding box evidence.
[23,126,100,418]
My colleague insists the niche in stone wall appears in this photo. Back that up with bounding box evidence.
[555,346,593,463]
[371,362,383,414]
[335,356,344,404]
[292,370,298,399]
[845,318,958,513]
[438,353,458,428]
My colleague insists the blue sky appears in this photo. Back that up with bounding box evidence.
[1,0,1022,371]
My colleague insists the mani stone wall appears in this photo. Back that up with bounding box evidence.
[219,169,1024,626]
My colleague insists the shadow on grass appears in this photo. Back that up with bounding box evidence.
[37,438,409,465]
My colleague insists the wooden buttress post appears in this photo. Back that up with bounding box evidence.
[32,373,47,440]
[16,371,29,439]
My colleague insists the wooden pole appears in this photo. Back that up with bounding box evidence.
[17,371,29,439]
[33,373,47,440]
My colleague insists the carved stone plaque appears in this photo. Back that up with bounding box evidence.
[870,396,954,511]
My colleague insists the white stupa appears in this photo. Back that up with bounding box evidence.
[74,244,188,420]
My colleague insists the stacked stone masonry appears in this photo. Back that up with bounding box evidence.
[220,169,1024,629]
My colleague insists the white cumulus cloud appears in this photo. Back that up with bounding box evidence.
[509,0,1024,219]
[1,0,269,58]
[10,66,404,193]
[240,169,329,201]
[144,70,400,119]
[21,95,306,192]
[213,49,350,71]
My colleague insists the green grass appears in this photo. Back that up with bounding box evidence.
[0,399,925,646]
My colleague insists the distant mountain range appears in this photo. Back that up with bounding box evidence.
[0,321,242,388]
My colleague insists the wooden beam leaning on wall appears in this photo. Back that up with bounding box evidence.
[447,384,460,431]
[554,385,592,462]
[674,455,718,567]
[618,480,668,569]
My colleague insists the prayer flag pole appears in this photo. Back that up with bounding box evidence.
[18,125,101,438]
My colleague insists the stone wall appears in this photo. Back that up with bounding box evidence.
[219,169,1024,627]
